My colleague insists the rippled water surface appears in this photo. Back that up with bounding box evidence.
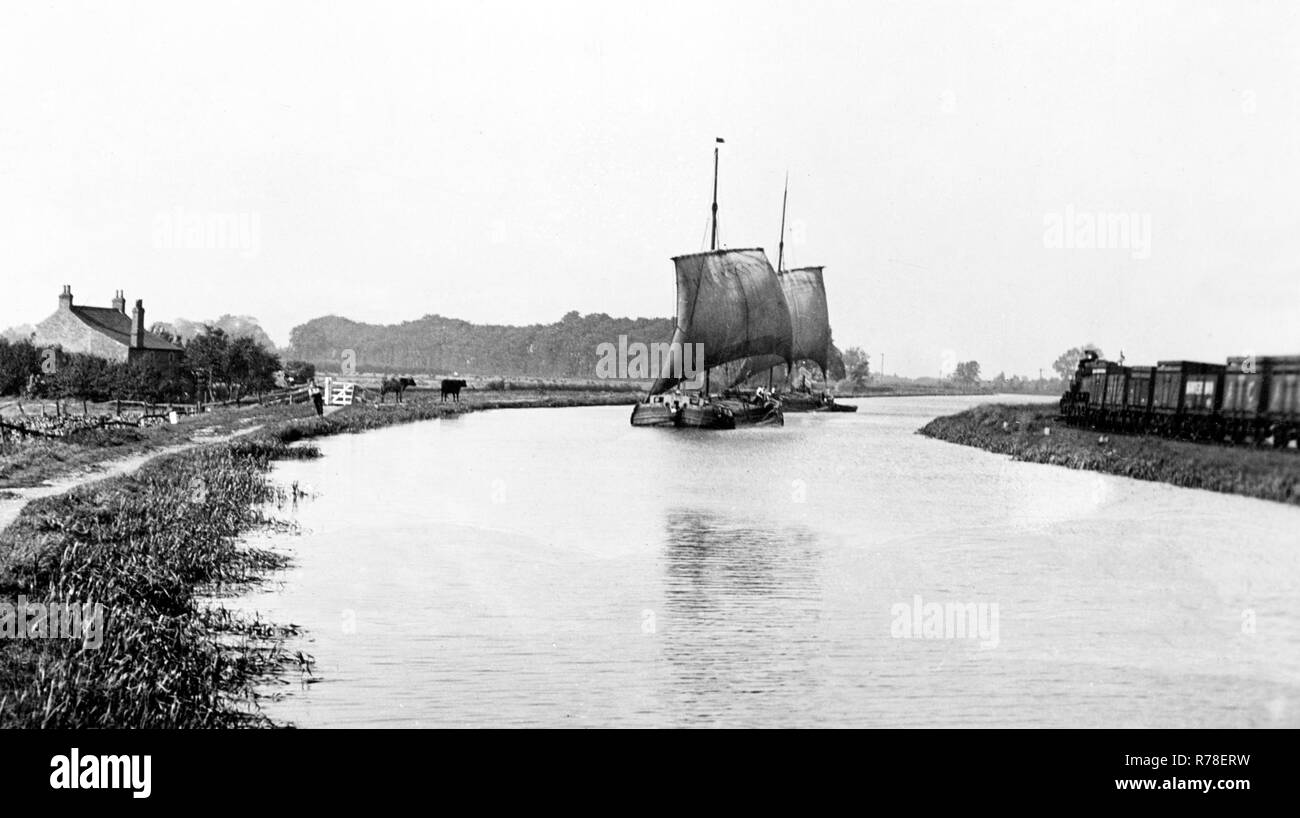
[231,395,1300,727]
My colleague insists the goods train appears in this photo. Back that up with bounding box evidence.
[1059,351,1300,447]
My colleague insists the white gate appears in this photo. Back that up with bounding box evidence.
[322,378,357,406]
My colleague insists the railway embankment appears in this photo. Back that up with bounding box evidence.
[919,402,1300,506]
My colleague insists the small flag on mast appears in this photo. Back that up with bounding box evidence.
[716,137,725,143]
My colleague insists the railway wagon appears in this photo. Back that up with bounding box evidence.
[1099,362,1129,427]
[1086,360,1118,411]
[1263,355,1300,446]
[1120,365,1155,430]
[1061,351,1297,447]
[1222,356,1271,442]
[1152,360,1225,439]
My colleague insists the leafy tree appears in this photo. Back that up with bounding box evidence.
[223,336,256,400]
[184,325,230,393]
[110,359,190,404]
[1052,344,1104,381]
[953,360,982,385]
[53,353,114,413]
[841,346,871,387]
[0,337,41,396]
[183,325,279,401]
[225,336,280,399]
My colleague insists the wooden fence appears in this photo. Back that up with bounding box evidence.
[257,380,369,408]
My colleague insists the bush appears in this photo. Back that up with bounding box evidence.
[0,338,40,396]
[283,360,316,386]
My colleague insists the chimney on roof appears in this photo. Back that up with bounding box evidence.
[132,299,145,349]
[112,290,126,313]
[58,285,73,311]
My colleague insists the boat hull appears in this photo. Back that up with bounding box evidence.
[629,401,677,427]
[630,397,735,429]
[718,398,784,426]
[774,392,857,413]
[676,401,737,429]
[631,396,776,429]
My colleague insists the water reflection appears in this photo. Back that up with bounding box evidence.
[663,508,821,597]
[659,509,825,725]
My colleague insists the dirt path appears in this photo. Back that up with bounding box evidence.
[0,424,265,533]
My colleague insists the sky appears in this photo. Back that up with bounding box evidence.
[1,0,1297,377]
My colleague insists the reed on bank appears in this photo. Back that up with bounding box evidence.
[0,437,316,727]
[0,389,636,727]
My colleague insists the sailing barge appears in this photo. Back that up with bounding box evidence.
[630,139,790,429]
[728,264,856,413]
[630,248,791,429]
[727,179,856,413]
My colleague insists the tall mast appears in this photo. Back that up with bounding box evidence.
[768,172,790,392]
[777,172,788,273]
[705,138,723,396]
[710,137,723,251]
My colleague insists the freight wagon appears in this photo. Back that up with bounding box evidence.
[1060,352,1297,447]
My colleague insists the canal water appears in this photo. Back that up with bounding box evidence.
[230,395,1300,727]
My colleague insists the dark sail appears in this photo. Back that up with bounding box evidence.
[781,266,831,373]
[728,265,834,385]
[650,248,793,394]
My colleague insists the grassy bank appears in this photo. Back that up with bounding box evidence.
[0,403,294,490]
[0,388,634,727]
[0,436,314,727]
[919,403,1300,506]
[0,388,636,490]
[840,386,990,398]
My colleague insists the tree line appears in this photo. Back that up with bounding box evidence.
[289,311,677,376]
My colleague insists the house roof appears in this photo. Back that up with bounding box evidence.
[71,306,184,352]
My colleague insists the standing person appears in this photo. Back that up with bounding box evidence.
[308,377,324,417]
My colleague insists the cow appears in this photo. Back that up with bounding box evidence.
[379,376,416,403]
[440,378,468,402]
